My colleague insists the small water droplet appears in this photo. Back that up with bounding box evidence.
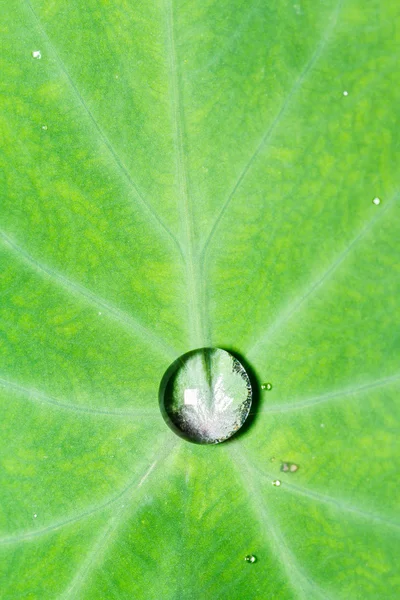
[320,423,325,428]
[41,125,48,131]
[281,462,299,473]
[98,312,102,315]
[343,90,348,96]
[159,348,252,444]
[245,554,257,563]
[372,197,381,205]
[261,382,272,391]
[33,513,37,518]
[32,50,42,59]
[272,479,281,487]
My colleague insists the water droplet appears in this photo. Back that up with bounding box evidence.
[41,125,48,131]
[33,513,37,518]
[159,348,252,444]
[372,197,381,205]
[272,479,281,487]
[261,382,272,391]
[98,312,102,315]
[281,462,299,473]
[320,423,324,428]
[32,50,42,59]
[343,90,348,96]
[245,554,257,563]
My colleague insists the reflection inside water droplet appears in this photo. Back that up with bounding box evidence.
[159,348,252,444]
[245,554,257,563]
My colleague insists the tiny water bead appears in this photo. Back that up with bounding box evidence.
[343,90,348,96]
[245,555,257,563]
[159,348,252,444]
[32,50,42,59]
[261,382,272,391]
[272,479,281,487]
[372,197,381,205]
[281,462,299,473]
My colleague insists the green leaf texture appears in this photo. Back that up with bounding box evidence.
[1,0,399,598]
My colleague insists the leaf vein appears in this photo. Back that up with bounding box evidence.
[0,229,177,359]
[24,0,184,259]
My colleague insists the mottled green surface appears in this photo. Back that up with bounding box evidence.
[0,0,399,598]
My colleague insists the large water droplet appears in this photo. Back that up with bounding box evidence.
[159,348,252,444]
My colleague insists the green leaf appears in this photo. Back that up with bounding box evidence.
[1,0,399,598]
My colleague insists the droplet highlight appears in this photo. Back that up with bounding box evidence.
[41,125,48,131]
[261,382,272,391]
[272,479,281,487]
[343,90,348,96]
[245,555,257,563]
[159,348,252,444]
[372,197,381,205]
[32,50,42,59]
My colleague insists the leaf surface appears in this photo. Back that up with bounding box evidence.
[1,0,399,598]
